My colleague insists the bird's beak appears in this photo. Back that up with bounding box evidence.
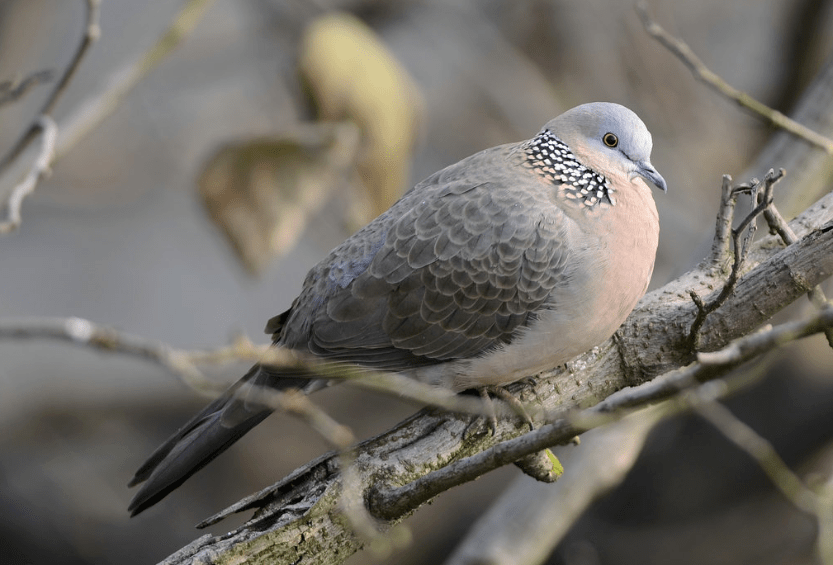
[634,161,668,193]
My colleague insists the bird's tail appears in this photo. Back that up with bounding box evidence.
[127,365,312,516]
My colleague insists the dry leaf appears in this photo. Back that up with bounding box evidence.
[299,12,423,224]
[198,122,359,274]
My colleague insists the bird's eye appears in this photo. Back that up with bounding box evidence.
[603,133,618,147]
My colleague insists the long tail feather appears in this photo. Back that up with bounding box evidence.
[128,365,311,516]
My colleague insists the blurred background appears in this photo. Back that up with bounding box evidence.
[1,0,832,563]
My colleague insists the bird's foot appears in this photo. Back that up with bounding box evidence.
[463,385,534,439]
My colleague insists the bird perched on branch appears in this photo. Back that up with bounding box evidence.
[128,102,666,516]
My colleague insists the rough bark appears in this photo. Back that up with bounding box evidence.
[159,185,833,564]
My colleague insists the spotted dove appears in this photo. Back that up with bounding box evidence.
[128,102,666,516]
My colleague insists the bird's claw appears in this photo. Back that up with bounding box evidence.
[463,385,534,440]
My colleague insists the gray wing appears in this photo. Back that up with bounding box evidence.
[128,143,573,516]
[271,146,571,371]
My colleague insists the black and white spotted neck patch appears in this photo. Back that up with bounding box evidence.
[522,130,615,208]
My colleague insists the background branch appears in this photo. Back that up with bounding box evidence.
[695,401,833,564]
[636,2,833,156]
[0,0,100,176]
[0,70,54,108]
[54,0,216,160]
[0,316,226,396]
[0,116,57,233]
[0,0,214,233]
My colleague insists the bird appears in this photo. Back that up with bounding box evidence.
[128,102,666,516]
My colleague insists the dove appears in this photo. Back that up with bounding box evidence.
[128,102,666,516]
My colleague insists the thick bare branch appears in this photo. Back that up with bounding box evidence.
[158,182,833,564]
[762,201,833,347]
[371,303,833,521]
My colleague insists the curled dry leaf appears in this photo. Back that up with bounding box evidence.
[198,122,360,274]
[299,12,423,225]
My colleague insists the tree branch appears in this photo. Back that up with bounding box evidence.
[0,0,215,233]
[370,303,833,521]
[0,315,232,396]
[442,407,665,565]
[0,116,58,233]
[0,70,54,108]
[54,0,216,160]
[761,199,833,347]
[687,170,782,349]
[155,179,833,564]
[0,0,100,233]
[636,2,833,155]
[0,0,100,176]
[695,401,833,564]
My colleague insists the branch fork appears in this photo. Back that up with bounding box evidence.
[688,169,784,350]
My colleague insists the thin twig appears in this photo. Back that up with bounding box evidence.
[0,0,101,175]
[636,2,833,155]
[0,316,221,396]
[732,177,763,259]
[688,170,783,349]
[695,401,833,564]
[0,70,55,107]
[259,353,516,420]
[696,401,819,513]
[0,315,505,420]
[763,200,798,245]
[55,0,216,159]
[0,116,58,233]
[0,0,215,233]
[242,385,355,449]
[709,174,737,267]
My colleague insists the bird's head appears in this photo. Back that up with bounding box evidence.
[544,102,668,193]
